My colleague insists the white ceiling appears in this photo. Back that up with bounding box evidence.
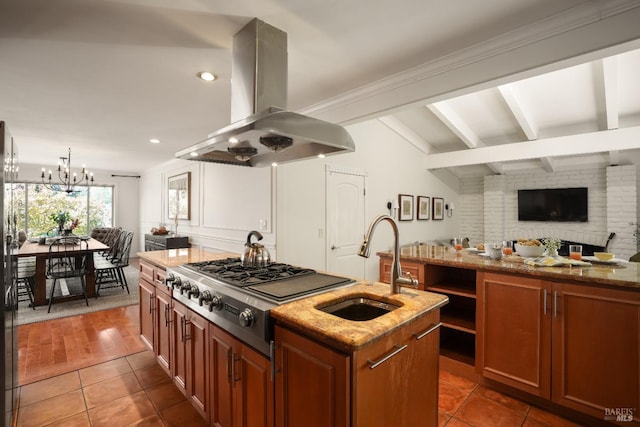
[1,0,640,177]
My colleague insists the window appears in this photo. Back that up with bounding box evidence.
[10,183,114,237]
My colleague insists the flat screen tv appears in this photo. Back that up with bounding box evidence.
[517,188,588,222]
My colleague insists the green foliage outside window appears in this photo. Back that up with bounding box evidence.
[10,183,113,237]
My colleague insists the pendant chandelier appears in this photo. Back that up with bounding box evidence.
[40,147,94,194]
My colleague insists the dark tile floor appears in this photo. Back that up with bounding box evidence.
[16,350,206,427]
[16,348,583,427]
[15,303,585,426]
[438,370,581,427]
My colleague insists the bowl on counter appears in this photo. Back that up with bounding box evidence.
[594,252,615,261]
[514,243,545,257]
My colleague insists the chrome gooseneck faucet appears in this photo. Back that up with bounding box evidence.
[358,214,418,294]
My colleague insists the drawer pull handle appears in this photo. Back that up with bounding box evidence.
[414,322,442,340]
[367,344,407,369]
[543,289,548,315]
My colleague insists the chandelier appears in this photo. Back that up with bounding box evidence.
[40,147,94,194]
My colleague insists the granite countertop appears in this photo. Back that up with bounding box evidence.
[378,245,640,291]
[271,282,448,353]
[137,248,238,268]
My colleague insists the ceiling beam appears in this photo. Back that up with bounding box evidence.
[377,116,433,155]
[427,103,480,148]
[424,126,640,169]
[497,85,538,140]
[304,3,640,126]
[601,56,619,130]
[540,157,556,172]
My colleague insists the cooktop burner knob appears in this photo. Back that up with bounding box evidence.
[171,277,182,290]
[198,290,212,306]
[188,285,200,299]
[164,273,175,287]
[180,281,191,295]
[238,308,254,327]
[209,295,223,312]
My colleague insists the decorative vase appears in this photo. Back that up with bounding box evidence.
[547,249,558,257]
[57,222,65,236]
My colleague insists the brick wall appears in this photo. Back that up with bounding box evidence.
[459,165,638,260]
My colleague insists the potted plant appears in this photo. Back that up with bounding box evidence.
[542,237,562,257]
[49,211,70,235]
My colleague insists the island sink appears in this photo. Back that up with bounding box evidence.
[318,296,401,321]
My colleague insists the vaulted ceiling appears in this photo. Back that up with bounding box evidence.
[1,0,640,175]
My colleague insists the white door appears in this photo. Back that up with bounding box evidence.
[326,166,366,278]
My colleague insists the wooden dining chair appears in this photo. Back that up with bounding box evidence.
[95,231,134,297]
[46,236,90,313]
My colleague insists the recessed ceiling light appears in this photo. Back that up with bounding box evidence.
[271,162,278,167]
[198,71,216,81]
[190,152,198,157]
[150,138,160,144]
[228,137,239,144]
[317,154,326,159]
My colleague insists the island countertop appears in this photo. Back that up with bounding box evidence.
[137,248,238,268]
[270,282,448,353]
[378,245,640,291]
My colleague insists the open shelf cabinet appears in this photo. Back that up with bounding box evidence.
[425,265,477,369]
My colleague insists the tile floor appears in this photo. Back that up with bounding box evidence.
[16,349,207,427]
[15,304,586,427]
[438,370,581,427]
[16,350,585,427]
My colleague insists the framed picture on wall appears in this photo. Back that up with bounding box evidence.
[168,172,191,220]
[432,197,444,220]
[398,194,414,221]
[417,196,430,220]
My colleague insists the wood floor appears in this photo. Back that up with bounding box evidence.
[16,304,584,427]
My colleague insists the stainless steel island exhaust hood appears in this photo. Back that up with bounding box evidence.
[176,18,355,167]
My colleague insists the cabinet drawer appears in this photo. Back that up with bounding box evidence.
[140,260,154,283]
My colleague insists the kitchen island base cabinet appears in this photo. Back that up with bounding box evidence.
[275,309,441,427]
[210,324,274,427]
[479,272,640,423]
[275,326,350,427]
[170,301,209,421]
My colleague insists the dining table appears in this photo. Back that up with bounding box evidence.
[17,237,109,307]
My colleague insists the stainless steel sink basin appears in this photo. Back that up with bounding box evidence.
[318,296,401,321]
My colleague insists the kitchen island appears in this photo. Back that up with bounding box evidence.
[137,248,448,427]
[378,246,640,426]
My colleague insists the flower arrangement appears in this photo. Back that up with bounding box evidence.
[541,237,562,255]
[49,211,70,228]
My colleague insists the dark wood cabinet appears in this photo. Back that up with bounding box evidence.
[378,256,426,289]
[144,234,190,251]
[210,324,274,427]
[477,272,550,398]
[155,289,172,376]
[551,282,640,420]
[171,300,210,421]
[139,277,155,351]
[275,310,441,427]
[275,325,350,427]
[479,272,640,421]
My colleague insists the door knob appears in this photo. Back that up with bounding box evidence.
[331,245,339,250]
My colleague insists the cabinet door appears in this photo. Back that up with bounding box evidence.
[552,283,640,420]
[139,279,155,351]
[275,325,350,427]
[379,258,425,289]
[352,312,440,427]
[188,311,209,420]
[171,302,189,396]
[233,342,274,427]
[478,272,551,398]
[210,324,235,427]
[155,291,172,375]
